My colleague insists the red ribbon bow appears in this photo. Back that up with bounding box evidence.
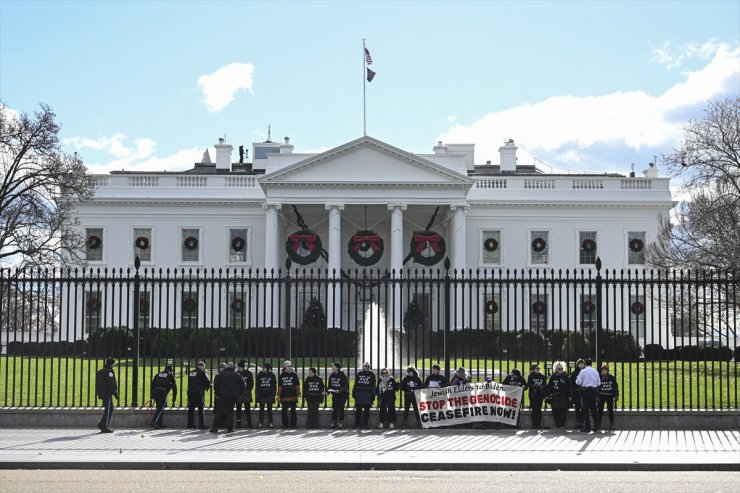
[352,234,381,253]
[289,233,317,253]
[414,233,442,254]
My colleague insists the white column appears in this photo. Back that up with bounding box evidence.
[451,204,469,329]
[388,203,407,329]
[325,203,344,328]
[262,202,282,327]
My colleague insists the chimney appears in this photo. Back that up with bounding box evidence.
[643,162,658,178]
[280,136,294,154]
[215,137,233,170]
[499,139,517,173]
[433,141,447,154]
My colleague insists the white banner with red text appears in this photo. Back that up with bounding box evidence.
[414,382,523,428]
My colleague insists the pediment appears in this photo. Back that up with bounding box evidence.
[259,136,474,189]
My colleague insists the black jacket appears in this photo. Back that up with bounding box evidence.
[377,377,399,402]
[327,371,349,395]
[187,368,211,397]
[570,369,582,396]
[304,375,325,403]
[502,374,528,389]
[237,368,254,401]
[400,375,423,396]
[214,367,246,399]
[96,365,118,400]
[255,371,277,403]
[598,374,619,397]
[424,374,448,388]
[352,370,376,405]
[151,370,177,401]
[278,371,301,401]
[547,373,571,408]
[527,372,547,397]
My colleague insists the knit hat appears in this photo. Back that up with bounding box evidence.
[238,358,247,368]
[530,363,540,371]
[262,362,272,371]
[511,369,521,376]
[456,367,466,375]
[332,362,342,369]
[600,364,610,371]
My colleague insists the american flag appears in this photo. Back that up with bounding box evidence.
[364,47,373,65]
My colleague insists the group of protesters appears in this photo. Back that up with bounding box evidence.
[95,356,618,433]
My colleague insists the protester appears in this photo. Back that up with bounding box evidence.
[400,366,423,428]
[150,364,177,429]
[210,362,245,433]
[277,360,301,428]
[377,368,399,429]
[450,367,470,387]
[304,367,325,429]
[424,364,448,388]
[575,357,601,432]
[95,357,118,433]
[570,358,586,430]
[325,362,349,429]
[596,364,619,430]
[546,361,571,429]
[527,364,547,429]
[352,362,376,428]
[186,361,211,429]
[235,359,254,429]
[255,362,277,428]
[502,369,527,390]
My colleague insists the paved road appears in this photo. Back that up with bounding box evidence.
[1,470,739,493]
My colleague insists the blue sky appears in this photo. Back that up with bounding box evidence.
[1,0,738,176]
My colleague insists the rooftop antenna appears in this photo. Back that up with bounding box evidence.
[267,124,272,143]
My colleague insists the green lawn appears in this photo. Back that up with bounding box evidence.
[0,356,737,410]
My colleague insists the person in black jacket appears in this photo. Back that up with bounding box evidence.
[277,360,301,428]
[326,362,349,429]
[546,361,571,429]
[150,364,177,429]
[400,366,423,428]
[596,364,619,429]
[527,364,547,429]
[424,364,448,389]
[235,359,254,428]
[95,357,118,433]
[210,362,245,433]
[376,368,399,429]
[186,361,211,429]
[255,362,277,428]
[570,358,586,430]
[352,362,376,428]
[304,367,325,428]
[502,368,528,389]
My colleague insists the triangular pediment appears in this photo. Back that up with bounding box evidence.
[259,136,474,188]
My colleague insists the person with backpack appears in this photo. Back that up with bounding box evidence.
[235,359,254,428]
[186,361,211,429]
[376,368,399,429]
[277,360,301,428]
[304,367,325,428]
[400,366,423,428]
[95,357,118,433]
[255,362,277,428]
[150,364,177,429]
[325,362,349,429]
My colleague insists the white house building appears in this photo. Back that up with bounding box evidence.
[73,135,674,346]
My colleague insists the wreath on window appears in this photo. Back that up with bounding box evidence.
[581,239,596,253]
[532,300,546,315]
[286,229,322,266]
[483,237,499,252]
[87,297,100,312]
[630,301,645,315]
[231,298,245,312]
[348,230,384,266]
[139,298,150,314]
[135,236,149,250]
[629,238,644,252]
[486,299,499,314]
[532,237,547,252]
[231,236,246,252]
[582,300,595,315]
[183,297,197,313]
[406,231,446,267]
[184,236,198,251]
[87,235,101,250]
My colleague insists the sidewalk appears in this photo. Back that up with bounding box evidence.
[1,428,738,471]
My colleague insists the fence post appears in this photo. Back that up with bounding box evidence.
[595,256,603,366]
[132,255,141,408]
[284,258,292,362]
[444,257,451,382]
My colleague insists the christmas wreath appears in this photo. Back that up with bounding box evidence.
[348,229,384,266]
[532,300,546,315]
[486,299,499,314]
[231,236,246,252]
[87,297,100,312]
[139,298,150,314]
[184,236,198,251]
[231,298,245,312]
[483,237,499,252]
[532,237,547,252]
[581,239,596,253]
[408,231,446,266]
[630,301,645,315]
[135,236,149,250]
[87,235,101,250]
[286,229,322,266]
[183,297,197,313]
[629,238,644,252]
[582,300,595,315]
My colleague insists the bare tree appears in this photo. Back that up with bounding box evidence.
[0,102,94,269]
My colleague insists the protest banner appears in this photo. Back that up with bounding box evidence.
[414,382,523,428]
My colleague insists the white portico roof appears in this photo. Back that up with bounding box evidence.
[258,136,474,205]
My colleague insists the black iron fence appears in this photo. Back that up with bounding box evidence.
[1,258,737,410]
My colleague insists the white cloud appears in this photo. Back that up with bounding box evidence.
[447,115,458,123]
[197,62,255,112]
[650,39,725,70]
[437,44,739,172]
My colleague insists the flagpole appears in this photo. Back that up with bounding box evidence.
[362,38,367,136]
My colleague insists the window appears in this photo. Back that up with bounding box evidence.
[86,228,103,262]
[628,231,646,265]
[181,228,200,262]
[481,230,502,265]
[181,290,198,329]
[530,294,548,331]
[484,292,501,331]
[133,228,152,262]
[579,231,597,265]
[85,290,102,332]
[580,294,596,330]
[229,228,248,263]
[229,291,246,329]
[137,291,151,330]
[629,294,646,339]
[530,231,549,265]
